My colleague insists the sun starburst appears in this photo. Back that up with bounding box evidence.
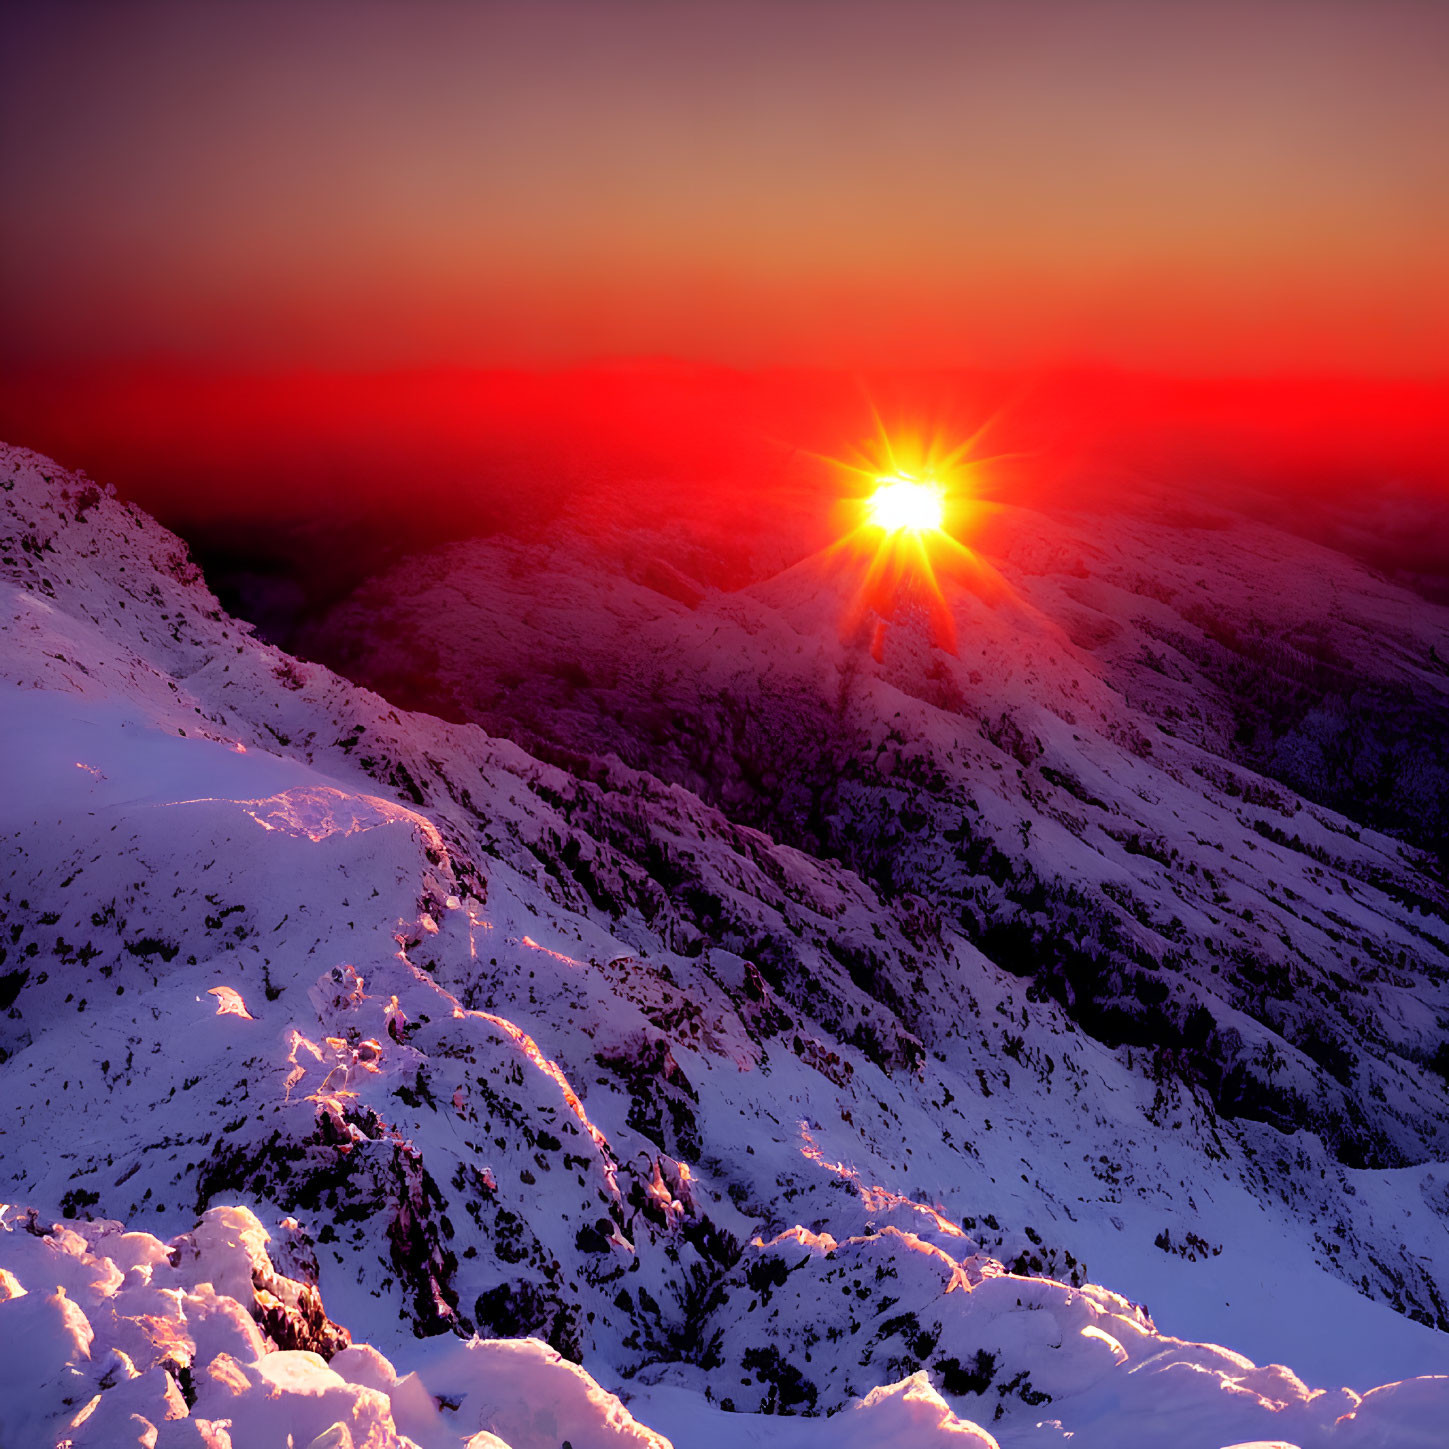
[800,399,1020,657]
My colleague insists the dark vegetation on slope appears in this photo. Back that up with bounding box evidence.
[298,608,1449,1176]
[1137,611,1449,862]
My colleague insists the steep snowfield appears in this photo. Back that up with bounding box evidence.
[1,442,1447,1447]
[299,494,1449,1345]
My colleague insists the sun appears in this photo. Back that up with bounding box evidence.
[866,474,945,534]
[796,395,1025,657]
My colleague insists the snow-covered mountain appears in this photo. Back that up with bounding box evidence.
[299,477,1449,1321]
[2,440,1447,1448]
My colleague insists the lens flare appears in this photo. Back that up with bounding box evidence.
[795,395,1027,659]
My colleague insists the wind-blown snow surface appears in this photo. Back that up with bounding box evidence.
[1,442,1446,1447]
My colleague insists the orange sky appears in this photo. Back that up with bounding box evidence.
[3,0,1447,376]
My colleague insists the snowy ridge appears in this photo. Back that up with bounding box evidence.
[300,492,1449,1329]
[1,442,1446,1446]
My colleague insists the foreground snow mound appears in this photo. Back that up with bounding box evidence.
[10,1199,1444,1449]
[0,1200,1007,1448]
[0,1202,674,1448]
[639,1224,1449,1446]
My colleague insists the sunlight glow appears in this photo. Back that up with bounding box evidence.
[795,394,1029,659]
[867,475,945,534]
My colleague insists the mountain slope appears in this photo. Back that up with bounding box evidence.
[299,482,1449,1320]
[1,442,1447,1447]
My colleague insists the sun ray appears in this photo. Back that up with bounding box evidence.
[858,378,900,474]
[932,379,1038,475]
[795,446,884,484]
